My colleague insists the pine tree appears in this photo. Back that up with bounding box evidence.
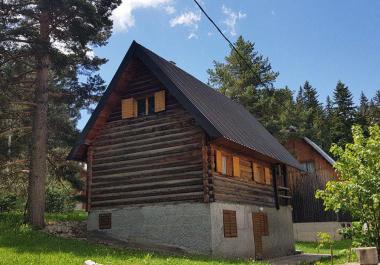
[207,35,279,104]
[369,90,380,124]
[331,81,355,147]
[1,0,120,228]
[322,96,334,151]
[302,81,323,143]
[356,91,370,132]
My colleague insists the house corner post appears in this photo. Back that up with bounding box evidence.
[272,164,280,210]
[86,145,93,212]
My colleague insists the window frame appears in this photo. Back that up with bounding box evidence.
[223,210,238,238]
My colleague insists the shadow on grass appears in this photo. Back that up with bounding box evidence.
[0,213,261,265]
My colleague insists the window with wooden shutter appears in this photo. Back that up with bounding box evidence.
[154,90,165,112]
[223,210,237,237]
[253,163,265,184]
[216,150,222,173]
[121,98,136,119]
[233,156,240,177]
[99,213,112,229]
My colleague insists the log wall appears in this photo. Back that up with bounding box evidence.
[89,59,205,209]
[207,145,278,208]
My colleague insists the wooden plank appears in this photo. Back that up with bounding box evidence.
[91,185,203,202]
[92,163,202,182]
[91,171,203,189]
[93,149,201,171]
[93,135,203,159]
[93,143,202,165]
[91,192,204,209]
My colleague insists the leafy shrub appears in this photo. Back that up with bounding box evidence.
[45,187,75,213]
[0,193,17,213]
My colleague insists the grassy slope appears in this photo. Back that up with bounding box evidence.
[0,212,352,265]
[0,212,261,265]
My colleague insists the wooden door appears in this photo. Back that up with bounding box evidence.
[252,212,268,260]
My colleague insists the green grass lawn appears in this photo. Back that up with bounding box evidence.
[296,240,354,265]
[0,212,353,265]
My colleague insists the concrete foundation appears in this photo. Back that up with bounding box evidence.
[293,222,350,242]
[87,202,295,258]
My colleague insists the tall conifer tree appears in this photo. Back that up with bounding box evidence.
[1,0,120,228]
[331,81,355,147]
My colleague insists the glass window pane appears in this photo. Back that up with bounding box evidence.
[137,98,146,116]
[222,156,227,175]
[148,96,155,114]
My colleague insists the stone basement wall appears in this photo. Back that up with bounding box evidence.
[87,203,212,255]
[87,202,295,259]
[210,202,295,259]
[293,222,350,242]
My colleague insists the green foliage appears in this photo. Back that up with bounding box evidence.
[45,211,87,222]
[317,232,334,265]
[330,81,355,147]
[296,240,353,265]
[0,193,17,213]
[45,186,75,213]
[316,125,380,252]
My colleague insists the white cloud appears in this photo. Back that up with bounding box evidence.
[188,32,198,39]
[170,10,201,40]
[271,10,276,16]
[112,0,173,32]
[169,11,201,28]
[164,5,176,14]
[221,5,246,36]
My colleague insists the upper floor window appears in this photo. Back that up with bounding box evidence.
[121,90,165,119]
[302,161,315,173]
[216,149,240,177]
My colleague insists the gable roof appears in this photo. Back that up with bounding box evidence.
[303,137,335,166]
[68,41,302,170]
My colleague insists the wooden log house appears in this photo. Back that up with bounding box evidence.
[68,41,303,259]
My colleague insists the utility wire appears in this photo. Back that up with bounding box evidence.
[193,0,297,125]
[193,0,261,85]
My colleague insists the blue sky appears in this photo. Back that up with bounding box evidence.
[78,0,380,129]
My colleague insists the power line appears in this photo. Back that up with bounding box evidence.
[192,0,260,85]
[193,0,298,125]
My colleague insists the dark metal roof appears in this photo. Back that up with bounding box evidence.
[68,41,302,170]
[303,137,335,166]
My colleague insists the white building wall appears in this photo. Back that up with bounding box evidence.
[293,222,350,242]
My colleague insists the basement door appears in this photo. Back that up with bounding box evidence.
[252,212,269,260]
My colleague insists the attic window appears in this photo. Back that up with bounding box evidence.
[137,98,146,116]
[302,161,315,173]
[121,90,165,119]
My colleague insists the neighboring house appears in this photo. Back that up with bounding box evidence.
[68,41,303,259]
[284,137,351,242]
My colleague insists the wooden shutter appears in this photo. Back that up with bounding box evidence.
[154,90,165,112]
[253,163,260,182]
[262,213,269,236]
[264,167,272,185]
[223,210,237,237]
[99,213,112,229]
[216,150,222,173]
[233,156,240,177]
[122,98,136,119]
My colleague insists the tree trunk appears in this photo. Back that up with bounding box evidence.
[27,10,50,229]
